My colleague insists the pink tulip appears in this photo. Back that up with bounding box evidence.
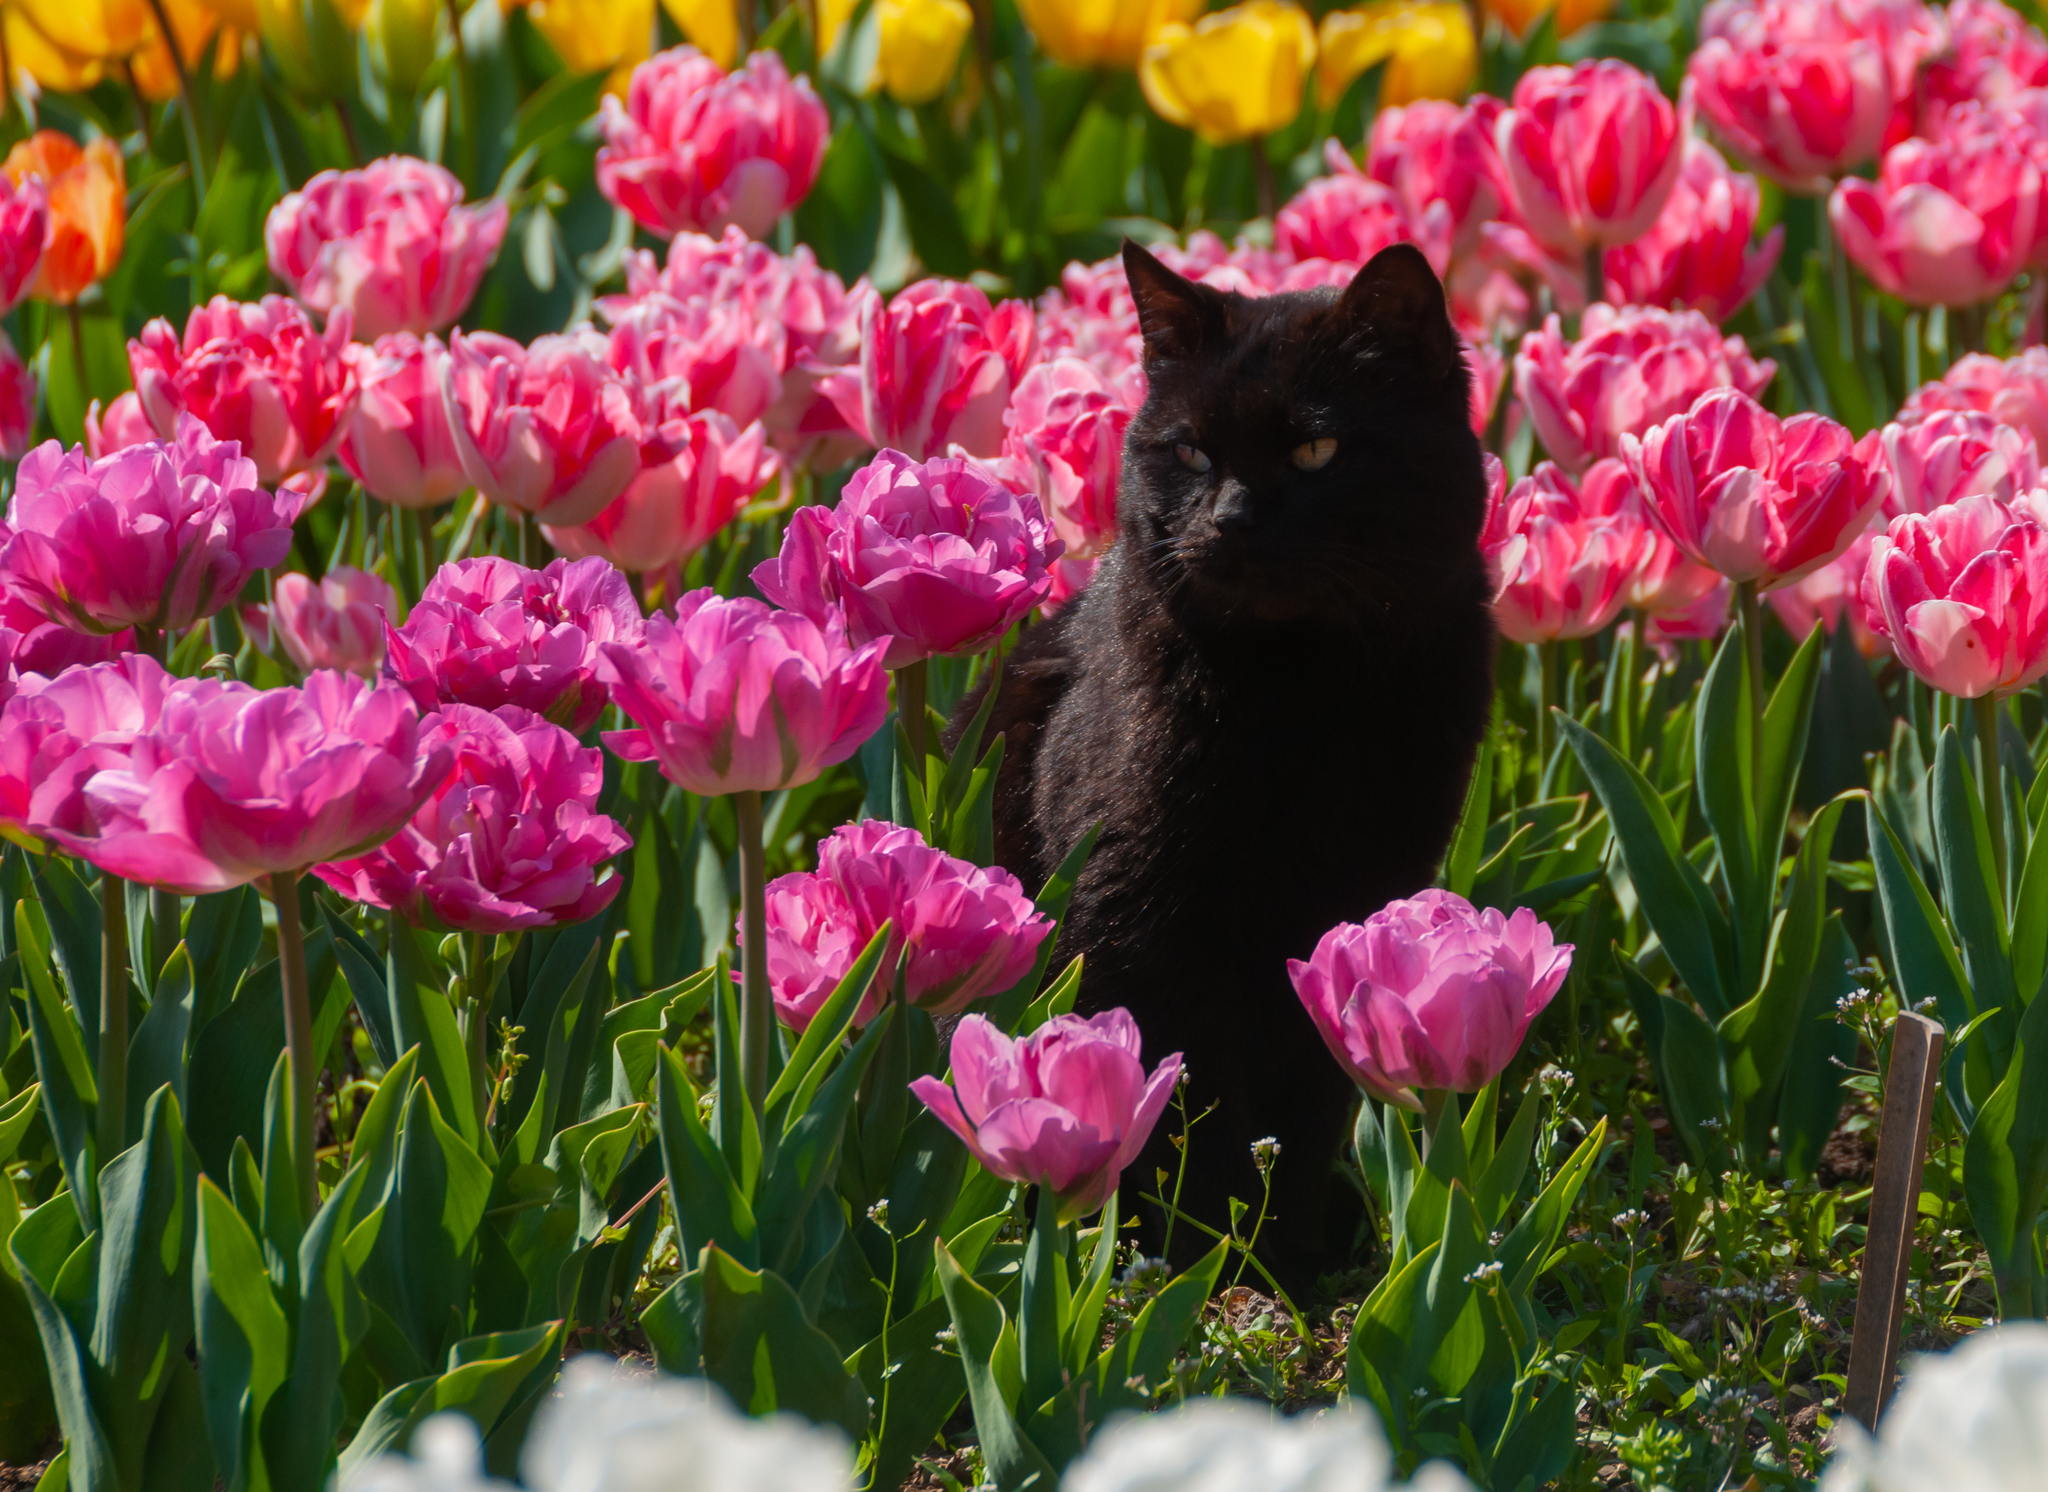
[544,409,778,573]
[753,449,1062,669]
[339,334,471,508]
[814,280,1038,460]
[264,156,508,342]
[605,293,782,428]
[1831,104,2042,307]
[439,329,650,528]
[0,418,302,635]
[46,669,451,894]
[1901,348,2048,456]
[0,654,169,851]
[1040,555,1099,618]
[1863,493,2048,696]
[1919,0,2048,138]
[1000,358,1137,562]
[1770,532,1890,657]
[1515,304,1777,476]
[315,702,630,933]
[757,818,1052,1031]
[129,295,360,485]
[270,566,397,677]
[596,588,890,796]
[1035,255,1147,396]
[910,1009,1181,1223]
[596,48,829,240]
[1366,97,1510,258]
[0,174,45,316]
[83,390,156,457]
[0,586,129,678]
[1467,338,1505,438]
[385,556,642,732]
[1497,60,1692,255]
[1883,408,2042,516]
[1629,523,1729,622]
[1624,387,1890,588]
[0,332,32,461]
[1483,459,1655,642]
[1603,139,1784,322]
[1273,168,1451,277]
[1288,889,1572,1108]
[1688,0,1912,193]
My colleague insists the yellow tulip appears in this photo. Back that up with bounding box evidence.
[874,0,969,103]
[1480,0,1614,40]
[4,6,108,90]
[1139,0,1316,146]
[1014,0,1201,69]
[526,0,649,90]
[12,0,154,60]
[660,0,734,67]
[816,0,853,54]
[1317,2,1474,109]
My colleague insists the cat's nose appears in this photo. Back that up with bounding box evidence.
[1212,482,1256,535]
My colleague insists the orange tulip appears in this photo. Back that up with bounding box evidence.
[4,134,125,305]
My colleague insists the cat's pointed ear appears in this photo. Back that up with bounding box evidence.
[1124,238,1222,362]
[1338,244,1462,382]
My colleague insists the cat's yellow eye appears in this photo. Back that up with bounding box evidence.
[1176,443,1212,474]
[1292,438,1338,471]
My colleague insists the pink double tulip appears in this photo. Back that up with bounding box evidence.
[1863,493,2048,697]
[1041,555,1099,618]
[1483,460,1655,643]
[605,293,782,428]
[270,567,397,677]
[1272,168,1450,276]
[1366,97,1509,257]
[0,588,129,679]
[1883,408,2042,516]
[1603,139,1783,322]
[439,329,649,528]
[340,334,470,508]
[1515,304,1777,475]
[1496,60,1691,256]
[0,175,44,315]
[911,1010,1181,1224]
[596,48,829,239]
[129,296,359,485]
[384,556,643,733]
[1831,104,2043,307]
[754,450,1062,669]
[1901,349,2048,456]
[1624,388,1890,589]
[0,333,32,461]
[46,670,451,894]
[597,588,889,797]
[1288,889,1573,1108]
[1035,254,1147,395]
[0,419,301,636]
[758,819,1051,1031]
[1918,0,2048,138]
[264,157,508,342]
[815,280,1038,460]
[315,702,631,933]
[545,409,778,573]
[0,654,169,851]
[1000,359,1138,561]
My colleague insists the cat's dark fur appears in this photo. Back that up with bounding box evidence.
[956,240,1494,1290]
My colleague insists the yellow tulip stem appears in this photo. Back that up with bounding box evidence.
[1252,133,1276,221]
[118,63,157,155]
[331,100,362,165]
[446,0,480,191]
[139,0,209,205]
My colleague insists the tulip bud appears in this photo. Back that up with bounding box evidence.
[873,0,972,103]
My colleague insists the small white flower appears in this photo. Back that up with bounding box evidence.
[1821,1323,2048,1492]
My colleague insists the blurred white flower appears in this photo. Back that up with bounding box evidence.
[1063,1399,1474,1492]
[344,1414,510,1491]
[1822,1323,2048,1492]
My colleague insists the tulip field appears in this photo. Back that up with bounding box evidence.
[11,0,2048,1487]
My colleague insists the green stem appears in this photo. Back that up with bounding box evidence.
[413,505,436,600]
[141,0,208,209]
[517,510,534,568]
[735,789,770,1114]
[1737,579,1767,785]
[1584,243,1605,307]
[1418,1087,1451,1161]
[897,659,929,782]
[96,873,128,1166]
[270,871,318,1222]
[1536,641,1557,786]
[1019,1184,1065,1416]
[446,0,479,192]
[65,302,91,415]
[1251,135,1276,221]
[147,888,178,986]
[1975,693,2010,903]
[465,930,495,1133]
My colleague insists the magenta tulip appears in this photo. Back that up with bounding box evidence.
[385,556,642,732]
[1497,60,1691,256]
[1831,104,2043,308]
[597,588,889,796]
[1273,166,1450,277]
[1883,408,2042,517]
[757,818,1051,1031]
[0,331,33,462]
[814,279,1038,460]
[911,1009,1181,1223]
[1000,358,1138,562]
[0,587,129,678]
[129,295,360,485]
[0,418,302,636]
[0,654,170,851]
[0,174,45,316]
[753,449,1061,669]
[339,333,471,508]
[270,566,397,677]
[265,156,508,342]
[82,390,156,458]
[548,409,778,575]
[45,670,451,894]
[1902,348,2048,456]
[1515,303,1777,476]
[1366,97,1509,258]
[315,702,630,933]
[1603,139,1784,323]
[1625,387,1889,588]
[1288,889,1573,1108]
[596,48,830,240]
[1864,493,2048,697]
[1483,459,1655,643]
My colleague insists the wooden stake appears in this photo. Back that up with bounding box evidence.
[1845,1010,1945,1429]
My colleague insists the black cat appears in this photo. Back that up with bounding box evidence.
[958,239,1495,1291]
